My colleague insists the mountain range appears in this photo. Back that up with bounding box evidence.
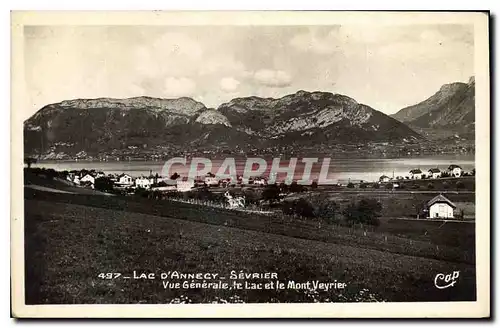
[24,80,474,158]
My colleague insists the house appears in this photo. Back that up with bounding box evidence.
[379,175,391,183]
[253,177,267,186]
[116,174,134,187]
[428,168,442,179]
[135,177,153,189]
[80,174,95,186]
[177,180,195,192]
[448,164,463,178]
[409,169,423,179]
[426,194,456,219]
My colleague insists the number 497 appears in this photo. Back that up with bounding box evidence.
[98,273,121,279]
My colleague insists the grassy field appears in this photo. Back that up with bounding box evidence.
[291,190,475,220]
[24,187,476,304]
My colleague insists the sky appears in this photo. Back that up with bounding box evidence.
[23,24,474,118]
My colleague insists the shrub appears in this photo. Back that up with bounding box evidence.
[372,183,380,189]
[282,198,315,218]
[134,187,150,198]
[243,189,261,205]
[385,183,393,189]
[45,168,57,180]
[262,184,281,204]
[347,182,355,188]
[279,182,289,194]
[312,197,339,223]
[311,181,318,189]
[289,181,305,193]
[443,182,450,190]
[343,198,382,226]
[95,177,114,192]
[456,181,466,189]
[359,183,367,189]
[427,183,435,190]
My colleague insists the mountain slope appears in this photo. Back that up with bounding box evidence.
[391,77,475,129]
[24,92,422,157]
[218,91,421,143]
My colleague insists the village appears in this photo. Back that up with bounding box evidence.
[50,163,475,221]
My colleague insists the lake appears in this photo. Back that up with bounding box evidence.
[31,155,475,184]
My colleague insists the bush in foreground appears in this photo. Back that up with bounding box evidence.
[343,198,382,226]
[282,198,315,218]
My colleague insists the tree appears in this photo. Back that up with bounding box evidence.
[95,177,114,192]
[311,181,318,189]
[243,189,261,205]
[279,182,289,194]
[282,198,315,218]
[24,157,37,168]
[427,182,435,190]
[385,183,393,190]
[359,183,367,189]
[456,181,465,190]
[312,197,339,223]
[471,168,476,176]
[45,168,57,180]
[347,182,355,188]
[289,181,305,193]
[262,184,281,205]
[372,183,380,189]
[343,198,382,226]
[442,182,450,190]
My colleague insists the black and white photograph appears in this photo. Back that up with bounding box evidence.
[10,11,490,318]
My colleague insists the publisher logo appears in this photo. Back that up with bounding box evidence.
[434,271,460,289]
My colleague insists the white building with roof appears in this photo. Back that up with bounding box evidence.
[427,194,456,219]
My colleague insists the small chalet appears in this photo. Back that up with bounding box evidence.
[117,174,134,186]
[409,169,423,180]
[135,177,153,189]
[428,168,442,179]
[448,164,463,178]
[379,175,390,183]
[80,174,95,185]
[427,194,456,219]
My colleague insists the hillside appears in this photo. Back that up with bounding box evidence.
[392,77,475,132]
[25,193,476,303]
[24,91,422,158]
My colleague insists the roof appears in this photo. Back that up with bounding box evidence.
[428,168,441,173]
[427,194,456,209]
[448,164,462,170]
[380,175,390,179]
[410,169,422,174]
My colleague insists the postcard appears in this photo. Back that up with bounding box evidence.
[11,10,490,318]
